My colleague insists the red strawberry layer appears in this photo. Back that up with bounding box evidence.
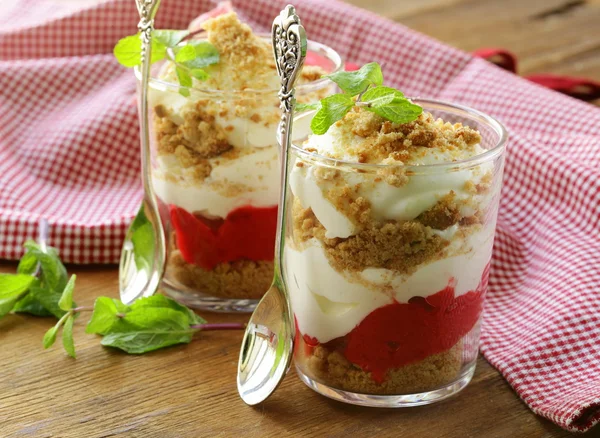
[297,263,490,383]
[170,204,278,270]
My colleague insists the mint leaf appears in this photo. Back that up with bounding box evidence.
[326,62,383,95]
[174,44,196,63]
[29,283,66,319]
[23,241,67,292]
[182,41,219,69]
[113,34,166,68]
[0,274,34,318]
[131,295,206,326]
[87,295,204,354]
[100,330,194,354]
[153,30,189,48]
[43,324,59,349]
[176,67,192,97]
[189,69,209,81]
[367,98,423,124]
[311,94,355,135]
[296,102,321,113]
[86,297,130,335]
[361,86,404,107]
[0,274,34,297]
[58,275,76,311]
[17,251,38,275]
[62,316,76,358]
[13,293,52,317]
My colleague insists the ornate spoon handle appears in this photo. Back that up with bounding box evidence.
[135,0,160,197]
[271,5,307,274]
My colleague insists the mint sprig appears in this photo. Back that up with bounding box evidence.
[326,62,383,95]
[302,62,423,135]
[1,226,245,358]
[113,30,220,96]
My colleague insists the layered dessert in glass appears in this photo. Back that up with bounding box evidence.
[141,12,341,311]
[284,100,506,405]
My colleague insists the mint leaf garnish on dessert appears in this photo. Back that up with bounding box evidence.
[1,237,246,358]
[326,61,383,95]
[299,62,422,135]
[113,29,220,95]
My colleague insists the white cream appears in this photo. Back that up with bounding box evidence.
[285,222,496,343]
[152,146,279,218]
[291,127,493,239]
[213,114,278,149]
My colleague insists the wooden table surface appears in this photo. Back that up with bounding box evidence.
[2,1,599,437]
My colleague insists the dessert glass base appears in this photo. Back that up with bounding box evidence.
[161,279,258,313]
[296,361,476,408]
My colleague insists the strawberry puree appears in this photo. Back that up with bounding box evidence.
[170,204,277,270]
[298,264,490,383]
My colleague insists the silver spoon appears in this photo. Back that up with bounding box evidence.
[237,5,306,405]
[119,0,166,305]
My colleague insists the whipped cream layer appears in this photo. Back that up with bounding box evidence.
[285,221,496,343]
[150,81,279,150]
[152,145,279,218]
[290,123,493,239]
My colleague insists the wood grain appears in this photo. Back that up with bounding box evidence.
[0,263,577,438]
[2,1,599,436]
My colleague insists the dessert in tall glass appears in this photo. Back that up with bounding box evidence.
[141,12,341,311]
[283,75,506,405]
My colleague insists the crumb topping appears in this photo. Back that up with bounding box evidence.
[303,107,482,166]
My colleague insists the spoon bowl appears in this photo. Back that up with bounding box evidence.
[119,200,165,304]
[237,281,294,405]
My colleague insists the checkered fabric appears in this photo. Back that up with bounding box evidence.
[1,0,599,432]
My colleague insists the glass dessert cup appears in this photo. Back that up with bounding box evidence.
[136,38,342,312]
[283,99,507,407]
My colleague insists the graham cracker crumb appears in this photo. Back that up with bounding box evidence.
[417,192,461,230]
[300,341,463,394]
[307,108,482,167]
[292,202,448,274]
[167,249,272,300]
[155,102,232,182]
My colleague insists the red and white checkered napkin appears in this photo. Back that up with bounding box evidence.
[1,0,599,431]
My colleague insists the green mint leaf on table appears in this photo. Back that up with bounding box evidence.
[58,275,76,311]
[0,274,35,318]
[0,274,34,317]
[43,324,59,349]
[100,331,193,355]
[87,295,206,354]
[23,240,67,292]
[62,316,76,358]
[43,312,69,349]
[85,297,130,335]
[311,94,355,135]
[12,294,52,317]
[325,62,383,95]
[29,281,67,319]
[17,251,38,275]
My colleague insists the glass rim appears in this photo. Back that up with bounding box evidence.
[134,34,343,96]
[291,98,508,175]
